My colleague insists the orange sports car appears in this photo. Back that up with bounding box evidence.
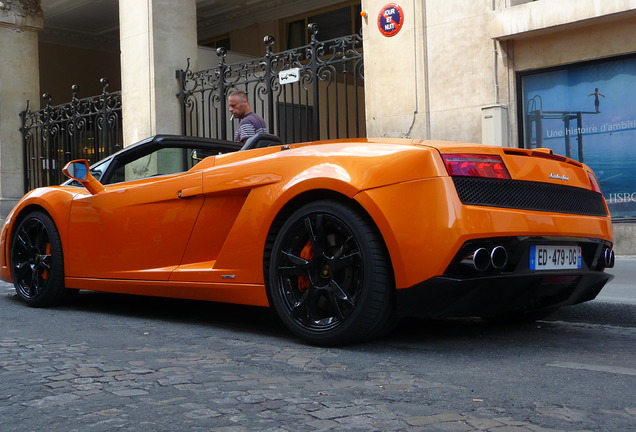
[0,134,615,345]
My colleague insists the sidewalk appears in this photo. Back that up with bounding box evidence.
[596,256,636,304]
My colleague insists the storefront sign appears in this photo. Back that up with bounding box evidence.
[378,3,404,37]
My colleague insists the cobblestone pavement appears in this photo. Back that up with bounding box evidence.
[1,283,635,431]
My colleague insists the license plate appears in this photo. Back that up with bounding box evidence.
[529,245,582,270]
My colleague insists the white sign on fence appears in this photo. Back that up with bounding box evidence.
[279,68,301,85]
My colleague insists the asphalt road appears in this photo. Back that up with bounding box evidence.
[0,260,634,432]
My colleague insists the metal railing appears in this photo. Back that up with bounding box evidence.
[177,24,365,144]
[20,78,123,191]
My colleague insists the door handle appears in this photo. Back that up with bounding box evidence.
[178,185,202,199]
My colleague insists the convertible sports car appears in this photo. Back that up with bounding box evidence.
[0,133,615,345]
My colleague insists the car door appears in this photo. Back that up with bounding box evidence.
[65,163,204,281]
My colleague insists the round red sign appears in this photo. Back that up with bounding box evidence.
[377,3,404,37]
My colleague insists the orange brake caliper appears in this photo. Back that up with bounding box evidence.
[298,241,313,292]
[42,243,51,280]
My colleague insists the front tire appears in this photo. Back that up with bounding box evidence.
[10,211,76,307]
[267,200,395,346]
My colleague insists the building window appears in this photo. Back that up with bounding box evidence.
[518,55,636,219]
[287,19,306,48]
[200,36,231,51]
[285,3,362,49]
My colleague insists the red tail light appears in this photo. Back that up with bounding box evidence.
[587,171,602,193]
[442,154,511,179]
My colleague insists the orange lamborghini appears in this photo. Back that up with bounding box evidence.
[0,134,615,345]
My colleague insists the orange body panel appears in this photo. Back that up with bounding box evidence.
[356,178,612,289]
[0,138,614,308]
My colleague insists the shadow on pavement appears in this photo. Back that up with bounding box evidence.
[4,287,287,340]
[3,282,634,347]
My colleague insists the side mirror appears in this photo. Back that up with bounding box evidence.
[64,160,88,180]
[63,160,105,195]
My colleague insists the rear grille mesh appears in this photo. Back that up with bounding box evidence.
[452,177,608,216]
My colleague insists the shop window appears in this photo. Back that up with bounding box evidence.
[518,56,636,219]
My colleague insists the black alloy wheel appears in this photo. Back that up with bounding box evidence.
[11,211,75,307]
[267,200,395,346]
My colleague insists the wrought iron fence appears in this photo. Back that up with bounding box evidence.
[20,78,123,191]
[177,24,365,144]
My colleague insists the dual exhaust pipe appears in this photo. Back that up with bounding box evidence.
[463,245,615,271]
[603,247,615,268]
[463,246,508,272]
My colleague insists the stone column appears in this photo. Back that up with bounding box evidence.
[0,0,43,221]
[119,0,198,146]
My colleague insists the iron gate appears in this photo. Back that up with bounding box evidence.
[19,78,123,191]
[177,24,365,143]
[19,26,364,191]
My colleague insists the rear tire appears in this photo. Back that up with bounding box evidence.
[10,211,76,307]
[266,200,395,346]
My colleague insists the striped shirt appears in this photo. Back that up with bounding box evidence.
[234,112,268,143]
